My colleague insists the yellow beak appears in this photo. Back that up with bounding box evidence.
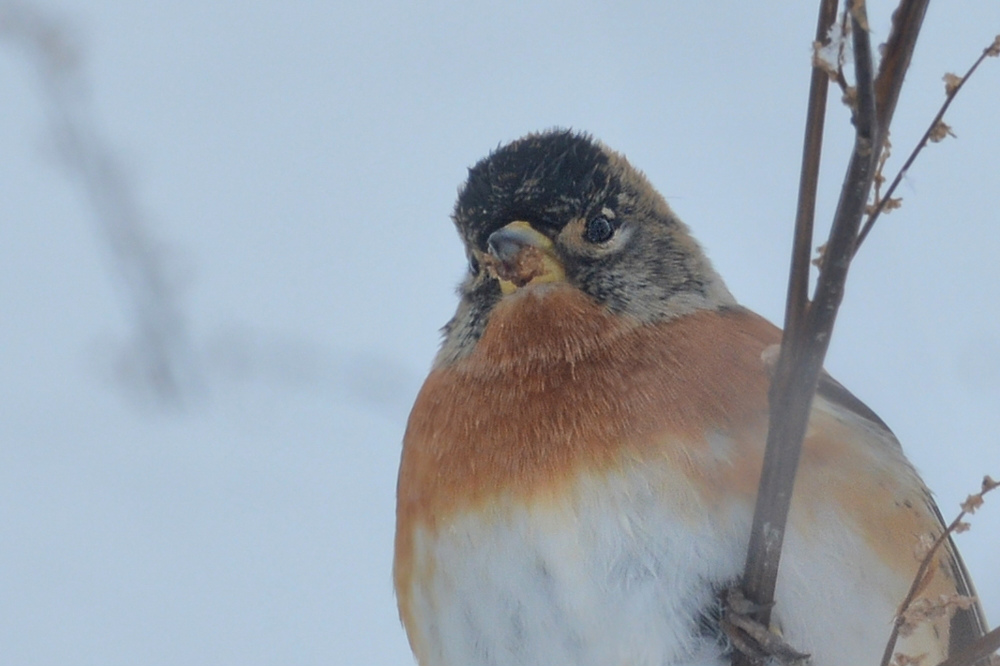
[485,221,566,295]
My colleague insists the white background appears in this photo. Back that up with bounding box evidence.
[1,1,998,664]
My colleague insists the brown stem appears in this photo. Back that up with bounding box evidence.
[736,5,878,662]
[873,0,931,133]
[782,0,839,343]
[735,1,934,657]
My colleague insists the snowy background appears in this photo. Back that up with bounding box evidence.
[1,1,998,664]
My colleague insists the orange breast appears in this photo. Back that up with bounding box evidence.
[394,287,783,628]
[400,288,780,514]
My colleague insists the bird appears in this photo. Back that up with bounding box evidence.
[393,129,986,666]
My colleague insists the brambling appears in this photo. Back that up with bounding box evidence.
[393,130,986,665]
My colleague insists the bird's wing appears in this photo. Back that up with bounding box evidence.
[815,373,989,655]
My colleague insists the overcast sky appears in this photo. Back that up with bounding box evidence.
[1,1,998,665]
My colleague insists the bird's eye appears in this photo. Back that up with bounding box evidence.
[468,254,480,275]
[583,216,615,244]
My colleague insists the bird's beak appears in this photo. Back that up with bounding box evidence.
[483,221,566,295]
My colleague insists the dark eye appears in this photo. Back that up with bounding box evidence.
[583,216,615,244]
[468,254,480,275]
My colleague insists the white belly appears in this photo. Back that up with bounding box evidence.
[405,463,905,666]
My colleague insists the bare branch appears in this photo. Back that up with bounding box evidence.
[783,0,840,344]
[880,477,998,666]
[737,4,933,659]
[856,34,1000,252]
[733,3,847,661]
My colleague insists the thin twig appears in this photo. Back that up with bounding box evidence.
[879,477,998,666]
[856,35,1000,252]
[783,0,840,345]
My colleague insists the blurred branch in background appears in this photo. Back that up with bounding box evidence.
[0,1,200,406]
[1,1,419,417]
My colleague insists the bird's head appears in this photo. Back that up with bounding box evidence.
[437,129,735,365]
